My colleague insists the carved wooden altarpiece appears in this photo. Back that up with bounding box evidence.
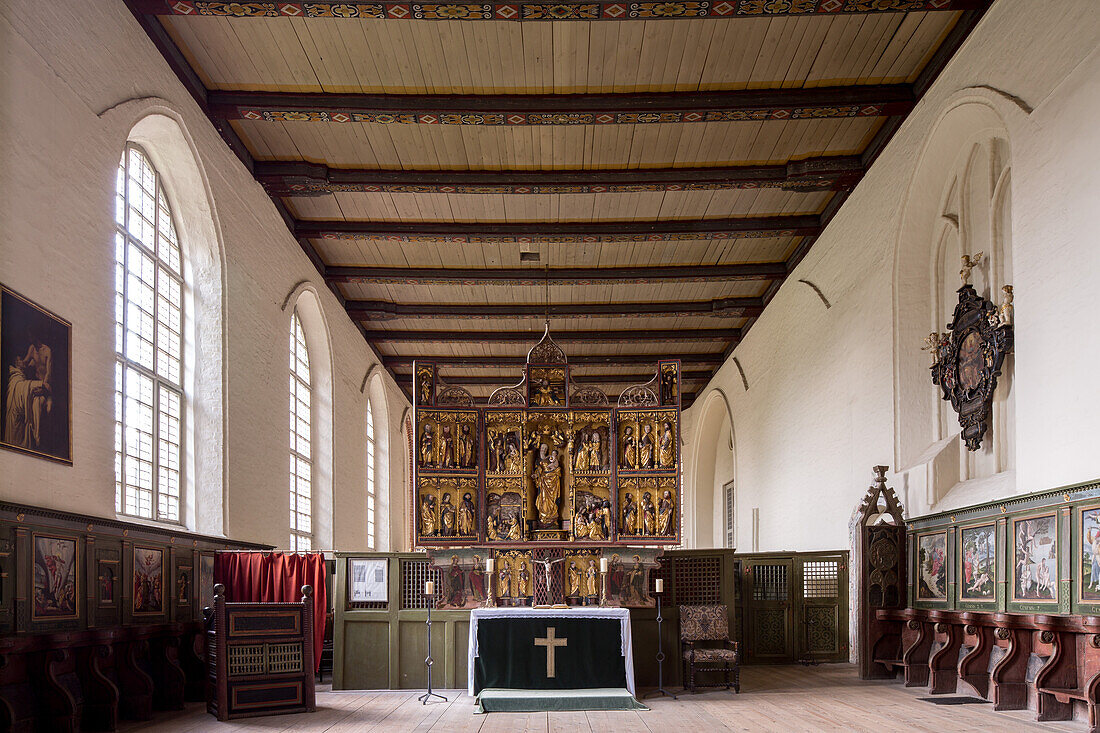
[414,326,680,607]
[930,283,1014,451]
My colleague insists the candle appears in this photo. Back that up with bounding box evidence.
[655,578,664,594]
[424,580,434,596]
[486,558,495,572]
[600,557,608,574]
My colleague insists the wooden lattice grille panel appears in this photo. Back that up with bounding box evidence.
[803,560,839,598]
[752,564,788,601]
[532,549,565,606]
[266,642,303,674]
[659,555,721,606]
[401,559,442,610]
[227,644,265,677]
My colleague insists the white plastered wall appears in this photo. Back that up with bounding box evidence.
[0,1,410,550]
[682,0,1100,552]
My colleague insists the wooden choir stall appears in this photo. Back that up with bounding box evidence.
[859,468,1100,731]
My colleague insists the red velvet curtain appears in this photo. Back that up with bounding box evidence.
[214,552,327,672]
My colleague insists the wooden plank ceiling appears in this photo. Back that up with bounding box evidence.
[127,0,992,406]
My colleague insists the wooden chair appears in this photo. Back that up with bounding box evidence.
[679,604,741,693]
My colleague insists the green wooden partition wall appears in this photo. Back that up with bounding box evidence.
[332,549,848,690]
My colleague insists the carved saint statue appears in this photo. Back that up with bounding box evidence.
[622,494,638,535]
[534,446,562,526]
[440,492,456,536]
[489,433,503,472]
[657,489,675,536]
[960,251,984,285]
[659,422,675,468]
[589,431,603,471]
[458,424,475,467]
[639,424,655,469]
[573,432,590,472]
[587,507,606,541]
[516,565,531,598]
[437,425,454,468]
[458,492,476,536]
[486,512,500,541]
[504,439,522,474]
[662,368,678,403]
[600,500,612,538]
[584,558,599,598]
[504,513,522,540]
[573,509,589,540]
[641,492,656,535]
[534,378,555,406]
[420,494,437,536]
[419,378,431,406]
[621,426,637,469]
[420,426,434,467]
[999,284,1014,326]
[498,564,511,598]
[568,561,581,597]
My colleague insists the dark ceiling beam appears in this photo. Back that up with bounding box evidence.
[122,0,407,398]
[135,0,987,20]
[385,354,724,367]
[716,3,993,390]
[209,86,913,127]
[365,328,739,343]
[256,156,863,196]
[392,371,714,386]
[348,298,763,320]
[327,262,785,285]
[296,215,819,243]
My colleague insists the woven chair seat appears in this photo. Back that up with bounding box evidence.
[683,647,739,662]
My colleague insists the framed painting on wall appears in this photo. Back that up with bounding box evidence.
[348,558,388,604]
[32,533,79,620]
[1012,513,1058,603]
[1079,505,1100,603]
[176,564,193,607]
[0,285,72,464]
[98,559,119,606]
[959,523,996,602]
[915,531,948,601]
[133,546,165,614]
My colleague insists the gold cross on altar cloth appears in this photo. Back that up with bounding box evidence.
[534,626,568,678]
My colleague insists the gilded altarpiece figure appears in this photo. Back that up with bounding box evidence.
[527,416,570,541]
[413,339,682,585]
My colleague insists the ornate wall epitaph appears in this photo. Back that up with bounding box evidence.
[928,270,1014,451]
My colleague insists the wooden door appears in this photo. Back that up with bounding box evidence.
[797,556,848,663]
[744,559,795,664]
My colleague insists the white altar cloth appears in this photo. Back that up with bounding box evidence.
[467,607,635,696]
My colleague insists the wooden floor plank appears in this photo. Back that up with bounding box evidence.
[119,665,1089,732]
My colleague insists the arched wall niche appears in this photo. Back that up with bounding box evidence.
[287,284,334,550]
[686,388,736,549]
[893,91,1025,516]
[367,372,390,551]
[118,107,227,536]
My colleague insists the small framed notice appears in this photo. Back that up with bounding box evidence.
[348,558,388,603]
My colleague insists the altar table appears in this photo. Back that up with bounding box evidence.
[467,607,635,696]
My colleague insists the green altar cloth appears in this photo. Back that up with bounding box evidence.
[474,687,648,714]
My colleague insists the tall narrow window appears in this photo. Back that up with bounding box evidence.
[114,145,185,522]
[366,401,376,549]
[289,311,313,551]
